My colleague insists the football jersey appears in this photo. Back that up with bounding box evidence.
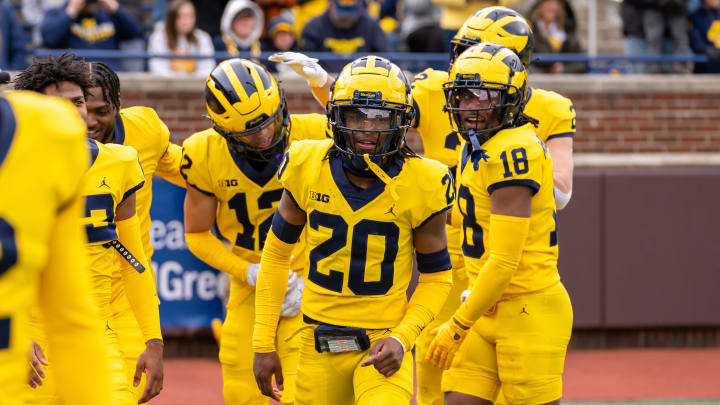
[113,106,183,261]
[523,88,576,142]
[456,124,560,296]
[279,139,454,329]
[82,139,145,313]
[181,113,329,307]
[0,91,108,405]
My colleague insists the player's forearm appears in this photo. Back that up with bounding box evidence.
[310,77,333,107]
[156,143,187,188]
[40,197,110,403]
[391,270,453,350]
[253,228,294,352]
[455,214,529,324]
[117,215,162,342]
[184,231,251,282]
[547,138,574,194]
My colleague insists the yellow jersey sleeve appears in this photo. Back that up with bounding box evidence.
[411,68,444,134]
[404,158,455,229]
[278,139,332,211]
[288,113,330,142]
[114,144,146,203]
[483,129,548,196]
[180,131,215,196]
[525,88,576,143]
[156,143,186,187]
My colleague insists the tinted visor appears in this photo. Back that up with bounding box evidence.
[339,107,394,131]
[449,88,502,109]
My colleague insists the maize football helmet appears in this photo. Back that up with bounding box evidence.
[450,7,534,67]
[327,56,415,172]
[444,43,528,147]
[205,58,289,160]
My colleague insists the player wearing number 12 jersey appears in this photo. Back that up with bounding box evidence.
[182,59,329,405]
[253,56,454,405]
[425,43,573,405]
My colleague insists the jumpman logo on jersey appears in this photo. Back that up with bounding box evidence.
[385,205,396,216]
[98,177,110,189]
[520,305,529,315]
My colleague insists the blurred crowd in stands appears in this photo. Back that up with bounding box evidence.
[1,0,720,74]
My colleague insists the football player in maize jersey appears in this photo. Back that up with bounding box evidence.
[271,8,576,404]
[86,62,185,403]
[253,56,453,405]
[425,43,573,405]
[182,59,328,405]
[0,90,111,405]
[13,54,162,405]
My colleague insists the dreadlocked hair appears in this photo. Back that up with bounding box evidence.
[89,61,121,110]
[13,53,93,96]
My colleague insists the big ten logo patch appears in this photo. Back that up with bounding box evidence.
[310,191,330,203]
[220,179,238,187]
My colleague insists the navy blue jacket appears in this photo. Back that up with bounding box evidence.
[301,11,390,72]
[689,6,720,73]
[40,4,142,71]
[1,1,26,70]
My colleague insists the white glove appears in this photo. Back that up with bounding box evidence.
[245,263,260,287]
[268,52,328,87]
[280,272,304,317]
[460,289,471,303]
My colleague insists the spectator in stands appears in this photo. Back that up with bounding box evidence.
[256,0,297,41]
[528,0,587,73]
[689,0,720,73]
[192,0,228,38]
[214,0,263,59]
[39,0,143,72]
[643,0,693,73]
[148,0,215,77]
[401,0,444,52]
[301,0,390,71]
[620,0,647,73]
[263,15,298,52]
[2,0,26,70]
[22,0,65,46]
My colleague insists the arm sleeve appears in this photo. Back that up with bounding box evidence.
[185,231,252,281]
[40,7,73,47]
[39,196,111,404]
[252,228,294,353]
[390,270,452,350]
[454,214,530,324]
[110,5,142,40]
[157,143,186,187]
[116,215,162,342]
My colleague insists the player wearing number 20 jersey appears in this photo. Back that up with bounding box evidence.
[0,91,111,405]
[253,56,454,405]
[182,59,328,405]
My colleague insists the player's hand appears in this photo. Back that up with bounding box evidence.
[425,317,470,370]
[280,272,303,317]
[134,339,164,403]
[29,340,48,388]
[245,263,260,287]
[268,52,328,87]
[254,351,283,401]
[361,337,404,377]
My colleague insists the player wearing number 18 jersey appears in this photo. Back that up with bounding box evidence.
[182,59,329,404]
[253,56,454,405]
[425,43,573,405]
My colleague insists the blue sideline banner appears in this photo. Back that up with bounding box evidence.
[149,179,226,330]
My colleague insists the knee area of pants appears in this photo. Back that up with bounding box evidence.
[501,379,562,405]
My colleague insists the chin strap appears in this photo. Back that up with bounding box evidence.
[467,130,490,171]
[363,154,401,202]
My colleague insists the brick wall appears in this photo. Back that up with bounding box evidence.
[119,73,720,153]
